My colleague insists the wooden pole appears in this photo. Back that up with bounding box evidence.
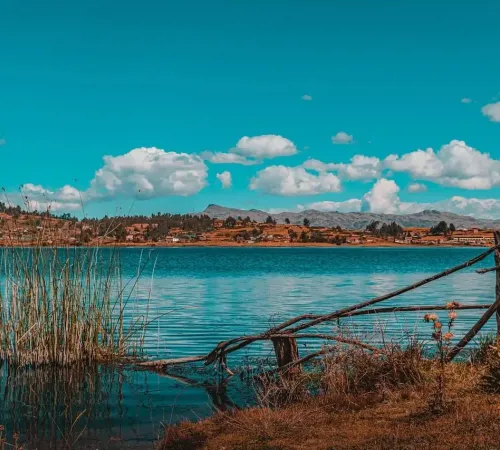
[447,232,500,361]
[271,336,300,371]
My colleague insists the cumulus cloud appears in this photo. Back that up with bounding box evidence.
[362,178,401,214]
[88,147,207,199]
[407,183,427,193]
[299,199,362,212]
[233,135,297,159]
[301,94,312,101]
[20,184,81,211]
[201,135,298,165]
[216,171,232,188]
[461,98,472,104]
[19,147,209,212]
[357,178,500,219]
[302,155,382,181]
[249,165,341,196]
[269,178,500,219]
[482,102,500,122]
[385,140,500,189]
[200,151,257,165]
[332,132,353,145]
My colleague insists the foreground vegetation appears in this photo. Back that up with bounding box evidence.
[160,339,500,450]
[0,244,152,366]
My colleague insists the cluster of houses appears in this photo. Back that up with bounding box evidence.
[0,213,496,247]
[394,227,494,246]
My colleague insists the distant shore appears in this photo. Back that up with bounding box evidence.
[89,241,490,249]
[1,241,490,249]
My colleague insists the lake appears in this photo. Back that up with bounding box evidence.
[0,247,497,448]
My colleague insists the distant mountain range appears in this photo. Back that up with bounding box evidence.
[200,204,500,230]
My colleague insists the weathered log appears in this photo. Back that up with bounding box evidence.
[447,232,500,361]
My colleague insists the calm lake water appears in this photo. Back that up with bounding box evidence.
[1,247,497,448]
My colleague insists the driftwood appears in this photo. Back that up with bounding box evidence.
[138,243,500,371]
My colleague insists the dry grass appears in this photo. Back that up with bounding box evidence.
[160,344,500,450]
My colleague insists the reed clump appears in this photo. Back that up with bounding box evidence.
[0,245,149,367]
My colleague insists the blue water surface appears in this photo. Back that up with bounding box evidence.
[1,247,497,448]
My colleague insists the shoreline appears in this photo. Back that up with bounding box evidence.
[0,241,490,249]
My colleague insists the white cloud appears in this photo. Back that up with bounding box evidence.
[359,178,500,219]
[19,184,81,211]
[385,140,500,189]
[332,132,353,145]
[0,138,5,146]
[216,171,232,189]
[299,199,362,212]
[481,102,500,122]
[362,178,401,214]
[19,147,209,212]
[250,165,341,196]
[200,151,257,165]
[301,94,312,101]
[407,183,427,193]
[233,135,297,159]
[88,148,207,199]
[302,155,382,181]
[202,135,298,165]
[461,98,472,104]
[435,197,500,219]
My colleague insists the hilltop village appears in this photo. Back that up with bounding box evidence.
[0,204,495,247]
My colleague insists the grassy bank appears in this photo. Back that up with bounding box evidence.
[160,340,500,450]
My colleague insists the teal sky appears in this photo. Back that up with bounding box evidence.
[2,0,500,218]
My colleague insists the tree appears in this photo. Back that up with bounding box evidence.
[300,230,309,242]
[310,231,326,243]
[366,221,379,233]
[430,221,448,236]
[265,215,275,224]
[224,216,237,228]
[285,218,290,224]
[288,229,298,242]
[449,223,456,234]
[114,224,127,242]
[303,218,310,227]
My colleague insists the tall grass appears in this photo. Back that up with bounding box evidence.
[0,244,150,366]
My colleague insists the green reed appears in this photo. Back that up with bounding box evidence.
[0,244,150,367]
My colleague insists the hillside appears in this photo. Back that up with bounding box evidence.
[201,204,500,230]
